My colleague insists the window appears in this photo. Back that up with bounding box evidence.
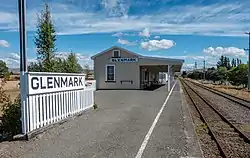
[106,65,115,81]
[113,50,120,58]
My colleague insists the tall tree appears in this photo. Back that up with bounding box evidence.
[217,55,224,68]
[226,57,231,69]
[64,52,83,73]
[231,58,235,67]
[34,3,57,72]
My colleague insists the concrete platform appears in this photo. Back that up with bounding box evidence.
[0,81,202,158]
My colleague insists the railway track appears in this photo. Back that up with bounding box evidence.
[188,80,250,110]
[181,79,250,158]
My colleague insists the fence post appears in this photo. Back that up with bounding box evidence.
[20,72,29,134]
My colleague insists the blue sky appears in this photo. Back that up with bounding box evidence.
[0,0,249,70]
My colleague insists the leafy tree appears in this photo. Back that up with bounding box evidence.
[0,60,8,76]
[217,66,227,84]
[217,56,224,68]
[187,71,203,80]
[181,71,187,77]
[231,58,236,67]
[28,62,43,72]
[64,52,83,73]
[227,64,248,87]
[225,57,231,69]
[54,58,67,73]
[34,3,57,72]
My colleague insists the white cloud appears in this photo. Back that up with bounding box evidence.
[182,63,195,70]
[0,53,35,68]
[203,47,246,57]
[139,28,150,37]
[0,40,10,47]
[55,52,93,69]
[101,0,117,9]
[1,2,250,37]
[112,32,123,37]
[154,36,160,39]
[117,39,136,45]
[140,39,175,51]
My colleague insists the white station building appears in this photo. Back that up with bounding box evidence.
[91,46,184,91]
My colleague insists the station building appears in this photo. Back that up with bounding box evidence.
[91,46,184,91]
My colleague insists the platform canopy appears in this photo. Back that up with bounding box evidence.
[138,56,184,72]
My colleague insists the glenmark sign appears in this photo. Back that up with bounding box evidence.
[110,57,138,63]
[28,73,85,95]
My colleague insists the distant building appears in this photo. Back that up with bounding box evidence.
[91,46,184,90]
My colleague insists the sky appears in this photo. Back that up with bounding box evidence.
[0,0,250,70]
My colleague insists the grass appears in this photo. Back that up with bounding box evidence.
[187,78,250,101]
[206,84,250,101]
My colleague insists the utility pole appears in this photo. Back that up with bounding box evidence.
[203,60,206,80]
[18,0,28,134]
[19,0,27,72]
[244,32,250,91]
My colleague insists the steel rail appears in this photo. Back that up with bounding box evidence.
[181,79,250,158]
[180,79,227,157]
[187,79,250,109]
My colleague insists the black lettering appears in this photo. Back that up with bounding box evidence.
[31,77,39,90]
[40,77,46,89]
[47,77,53,89]
[54,77,60,88]
[61,77,68,87]
[69,77,73,87]
[79,77,83,86]
[74,77,78,86]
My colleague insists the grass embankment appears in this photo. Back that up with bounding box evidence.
[188,78,250,101]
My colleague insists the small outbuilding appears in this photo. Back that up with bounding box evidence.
[91,46,184,91]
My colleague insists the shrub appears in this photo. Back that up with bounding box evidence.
[0,94,21,138]
[0,77,21,139]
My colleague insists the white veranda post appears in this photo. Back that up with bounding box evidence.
[168,65,172,91]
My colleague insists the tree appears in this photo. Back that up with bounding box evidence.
[28,62,43,72]
[54,58,67,73]
[226,57,231,69]
[64,52,83,73]
[0,60,8,76]
[217,56,224,68]
[34,3,57,72]
[227,64,248,87]
[217,67,227,84]
[181,71,187,77]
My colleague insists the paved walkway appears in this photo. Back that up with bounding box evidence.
[0,81,202,158]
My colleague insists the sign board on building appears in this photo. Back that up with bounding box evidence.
[28,73,86,95]
[110,58,138,63]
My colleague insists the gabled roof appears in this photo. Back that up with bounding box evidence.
[91,46,184,65]
[91,46,142,60]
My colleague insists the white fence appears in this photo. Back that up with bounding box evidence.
[20,72,96,134]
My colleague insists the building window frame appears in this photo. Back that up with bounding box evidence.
[112,50,121,58]
[105,64,116,82]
